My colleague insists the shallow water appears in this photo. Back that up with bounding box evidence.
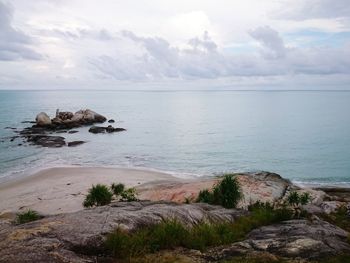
[0,90,349,185]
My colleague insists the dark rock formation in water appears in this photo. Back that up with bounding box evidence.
[89,125,126,134]
[67,141,85,147]
[10,109,125,148]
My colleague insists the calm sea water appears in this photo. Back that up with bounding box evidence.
[0,90,349,185]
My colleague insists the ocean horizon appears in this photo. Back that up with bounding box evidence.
[1,89,349,186]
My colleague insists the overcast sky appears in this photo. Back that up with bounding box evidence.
[1,0,350,89]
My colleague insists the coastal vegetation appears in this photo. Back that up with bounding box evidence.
[16,209,41,224]
[83,183,138,207]
[105,202,293,259]
[287,191,311,206]
[196,174,242,208]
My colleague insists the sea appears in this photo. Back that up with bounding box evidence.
[0,90,349,186]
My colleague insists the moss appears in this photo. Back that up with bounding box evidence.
[16,209,41,224]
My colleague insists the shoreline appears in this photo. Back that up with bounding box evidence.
[1,166,350,216]
[0,166,185,215]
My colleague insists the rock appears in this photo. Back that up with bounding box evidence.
[320,201,347,214]
[88,126,106,134]
[137,172,291,209]
[67,141,85,147]
[206,219,350,261]
[35,112,51,126]
[0,201,246,262]
[89,125,126,134]
[73,109,106,124]
[67,130,79,134]
[27,135,66,148]
[108,119,115,123]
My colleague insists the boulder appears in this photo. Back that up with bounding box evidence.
[137,172,292,209]
[0,201,246,262]
[206,219,350,261]
[73,109,106,124]
[35,112,51,126]
[108,119,115,123]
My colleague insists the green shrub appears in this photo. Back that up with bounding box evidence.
[212,174,241,208]
[16,209,41,224]
[111,183,125,196]
[320,205,350,232]
[300,192,311,205]
[196,174,242,209]
[83,184,113,207]
[287,191,311,207]
[120,187,138,201]
[196,189,213,203]
[287,191,300,206]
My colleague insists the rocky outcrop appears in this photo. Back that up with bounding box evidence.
[12,109,125,148]
[206,219,350,261]
[137,172,293,208]
[35,112,51,126]
[0,202,246,263]
[1,201,349,263]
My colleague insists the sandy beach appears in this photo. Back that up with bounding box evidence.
[0,167,182,215]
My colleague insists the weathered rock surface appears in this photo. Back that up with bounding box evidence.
[138,172,292,209]
[35,112,51,126]
[0,201,246,263]
[206,219,350,261]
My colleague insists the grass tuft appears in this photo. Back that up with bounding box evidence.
[16,209,41,224]
[196,174,241,208]
[83,184,113,207]
[105,203,293,259]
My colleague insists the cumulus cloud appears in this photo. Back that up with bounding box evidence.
[249,26,287,59]
[0,1,41,61]
[89,28,350,81]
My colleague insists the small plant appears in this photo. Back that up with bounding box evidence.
[83,184,113,207]
[120,187,138,201]
[300,192,311,205]
[16,209,41,224]
[287,191,311,207]
[111,183,125,196]
[287,191,300,206]
[196,174,241,208]
[196,189,213,203]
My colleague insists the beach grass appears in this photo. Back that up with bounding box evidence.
[16,209,41,224]
[105,203,293,259]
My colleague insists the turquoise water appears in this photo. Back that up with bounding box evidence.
[0,90,350,185]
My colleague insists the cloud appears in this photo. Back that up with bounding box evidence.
[274,0,350,20]
[89,28,350,81]
[249,26,287,59]
[0,1,41,61]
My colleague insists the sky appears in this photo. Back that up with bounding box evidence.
[0,0,350,90]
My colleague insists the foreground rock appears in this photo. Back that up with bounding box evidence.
[206,219,350,261]
[0,201,349,263]
[138,172,291,208]
[0,202,246,263]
